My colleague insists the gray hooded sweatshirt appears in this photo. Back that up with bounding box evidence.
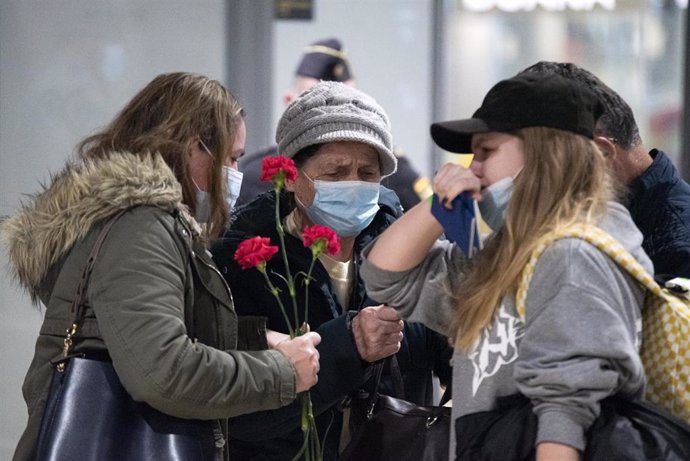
[361,202,652,458]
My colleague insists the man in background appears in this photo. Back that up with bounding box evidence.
[520,61,690,281]
[236,37,431,210]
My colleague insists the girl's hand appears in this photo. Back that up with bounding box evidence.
[432,163,481,208]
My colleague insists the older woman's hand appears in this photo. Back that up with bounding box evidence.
[275,332,322,393]
[351,305,404,362]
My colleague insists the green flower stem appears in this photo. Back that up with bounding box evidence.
[259,268,295,338]
[274,190,301,337]
[303,257,317,326]
[291,430,309,461]
[295,391,319,461]
[273,180,321,461]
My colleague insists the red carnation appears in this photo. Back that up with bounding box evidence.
[234,236,279,270]
[260,156,298,191]
[303,225,340,257]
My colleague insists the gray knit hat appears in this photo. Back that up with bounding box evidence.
[276,81,397,177]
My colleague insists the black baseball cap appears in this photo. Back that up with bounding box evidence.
[431,73,604,153]
[295,38,353,82]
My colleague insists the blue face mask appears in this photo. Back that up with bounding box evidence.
[477,175,515,232]
[297,174,380,237]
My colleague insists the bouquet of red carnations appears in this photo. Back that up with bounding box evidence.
[233,156,340,461]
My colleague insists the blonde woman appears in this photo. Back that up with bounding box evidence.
[361,73,651,461]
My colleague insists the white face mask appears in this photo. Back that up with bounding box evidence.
[194,185,210,224]
[194,140,243,222]
[226,167,243,211]
[477,169,522,232]
[477,176,513,232]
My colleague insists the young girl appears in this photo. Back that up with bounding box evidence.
[361,73,651,461]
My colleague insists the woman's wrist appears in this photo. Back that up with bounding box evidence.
[266,329,290,349]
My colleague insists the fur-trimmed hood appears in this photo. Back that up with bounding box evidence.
[1,152,183,298]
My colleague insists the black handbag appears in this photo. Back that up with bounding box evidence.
[455,393,690,461]
[340,356,451,461]
[35,210,215,461]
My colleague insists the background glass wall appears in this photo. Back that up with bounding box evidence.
[441,0,686,167]
[272,0,435,176]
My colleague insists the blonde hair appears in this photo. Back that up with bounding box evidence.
[450,126,616,351]
[77,72,244,238]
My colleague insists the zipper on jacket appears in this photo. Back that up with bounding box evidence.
[192,249,235,349]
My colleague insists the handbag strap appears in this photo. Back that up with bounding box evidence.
[58,209,128,369]
[370,355,405,398]
[516,223,661,319]
[365,356,451,418]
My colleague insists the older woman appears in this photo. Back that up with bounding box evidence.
[211,81,452,460]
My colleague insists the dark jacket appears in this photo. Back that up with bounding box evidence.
[627,149,690,281]
[1,153,296,461]
[211,188,453,460]
[237,145,426,211]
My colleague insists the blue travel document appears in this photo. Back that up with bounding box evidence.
[431,192,481,257]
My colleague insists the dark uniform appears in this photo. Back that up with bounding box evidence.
[237,37,431,211]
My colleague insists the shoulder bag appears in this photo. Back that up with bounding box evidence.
[35,210,216,461]
[455,393,690,461]
[516,223,690,422]
[340,356,451,461]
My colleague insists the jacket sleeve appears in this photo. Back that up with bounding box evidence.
[88,207,296,420]
[360,238,469,337]
[513,239,646,452]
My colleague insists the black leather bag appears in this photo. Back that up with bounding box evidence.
[340,357,451,461]
[36,356,215,461]
[455,393,690,461]
[35,211,215,461]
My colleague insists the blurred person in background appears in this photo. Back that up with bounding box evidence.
[237,37,431,211]
[520,61,690,282]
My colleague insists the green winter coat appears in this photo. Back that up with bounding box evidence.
[1,152,296,461]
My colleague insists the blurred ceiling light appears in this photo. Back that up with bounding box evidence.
[461,0,616,12]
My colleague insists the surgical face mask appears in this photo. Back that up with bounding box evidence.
[195,140,244,222]
[477,175,515,232]
[195,168,243,223]
[193,140,214,223]
[297,173,380,237]
[195,186,210,223]
[225,167,243,211]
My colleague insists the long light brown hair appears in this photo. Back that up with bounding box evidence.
[450,126,616,351]
[76,72,243,238]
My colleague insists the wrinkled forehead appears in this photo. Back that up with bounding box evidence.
[304,142,380,169]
